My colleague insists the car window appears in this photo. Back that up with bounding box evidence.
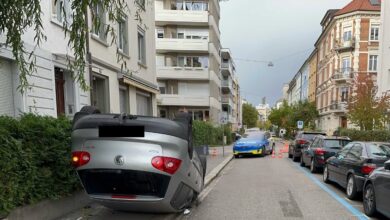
[301,134,318,141]
[323,139,351,149]
[339,143,353,157]
[367,143,390,157]
[310,137,320,148]
[346,144,363,160]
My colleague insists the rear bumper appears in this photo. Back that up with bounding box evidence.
[355,175,366,192]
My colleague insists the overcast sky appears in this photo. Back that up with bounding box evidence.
[220,0,351,107]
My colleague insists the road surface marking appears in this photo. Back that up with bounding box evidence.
[293,162,369,220]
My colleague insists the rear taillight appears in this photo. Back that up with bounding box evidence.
[151,156,182,175]
[72,151,90,168]
[361,163,376,175]
[314,148,326,156]
[297,139,308,145]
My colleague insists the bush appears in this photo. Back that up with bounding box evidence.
[340,129,390,142]
[193,121,233,146]
[0,114,79,216]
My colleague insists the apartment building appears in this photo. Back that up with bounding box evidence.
[0,0,158,117]
[315,0,381,135]
[287,69,302,105]
[308,50,318,103]
[154,0,222,123]
[256,104,271,122]
[377,0,390,94]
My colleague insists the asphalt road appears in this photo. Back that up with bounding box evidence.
[59,141,389,220]
[185,142,387,220]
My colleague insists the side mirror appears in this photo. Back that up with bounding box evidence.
[385,160,390,171]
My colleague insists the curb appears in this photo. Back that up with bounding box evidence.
[5,191,91,220]
[204,155,234,187]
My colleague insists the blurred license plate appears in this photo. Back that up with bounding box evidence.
[99,126,145,137]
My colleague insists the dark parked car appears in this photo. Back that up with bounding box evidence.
[363,159,390,218]
[288,131,326,161]
[301,136,351,173]
[323,142,390,200]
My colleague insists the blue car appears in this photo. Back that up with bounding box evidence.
[233,135,272,158]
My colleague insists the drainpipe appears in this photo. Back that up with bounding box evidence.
[85,5,93,106]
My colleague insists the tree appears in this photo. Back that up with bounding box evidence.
[242,103,258,128]
[268,100,291,130]
[0,0,143,93]
[347,74,390,130]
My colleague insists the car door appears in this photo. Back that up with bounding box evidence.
[328,143,353,184]
[375,160,390,216]
[305,137,319,165]
[339,144,363,188]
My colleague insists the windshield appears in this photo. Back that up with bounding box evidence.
[301,134,322,141]
[323,140,351,149]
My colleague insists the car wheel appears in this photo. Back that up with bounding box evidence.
[262,146,266,157]
[72,106,100,126]
[310,159,317,173]
[323,165,330,183]
[288,154,293,158]
[174,112,193,159]
[346,174,358,200]
[293,155,299,162]
[363,183,377,217]
[199,155,207,180]
[234,155,239,159]
[300,155,305,167]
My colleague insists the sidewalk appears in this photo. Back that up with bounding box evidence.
[206,145,233,174]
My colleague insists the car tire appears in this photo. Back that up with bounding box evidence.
[300,156,305,167]
[288,154,293,159]
[310,159,317,173]
[293,155,299,162]
[323,165,330,183]
[174,112,193,159]
[199,155,207,180]
[363,183,377,217]
[262,146,266,157]
[72,106,100,127]
[346,174,358,200]
[234,155,239,159]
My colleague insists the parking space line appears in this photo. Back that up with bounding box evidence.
[292,162,369,220]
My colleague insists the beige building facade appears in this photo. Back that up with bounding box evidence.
[315,0,381,135]
[308,50,318,103]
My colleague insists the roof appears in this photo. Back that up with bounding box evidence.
[334,0,381,16]
[320,9,339,26]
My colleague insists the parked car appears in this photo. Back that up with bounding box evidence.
[71,107,206,213]
[233,133,271,158]
[288,131,326,161]
[363,159,390,218]
[301,136,351,173]
[323,142,390,200]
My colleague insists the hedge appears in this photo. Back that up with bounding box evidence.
[0,114,80,216]
[340,129,390,142]
[193,120,233,146]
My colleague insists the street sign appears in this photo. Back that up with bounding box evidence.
[297,121,304,129]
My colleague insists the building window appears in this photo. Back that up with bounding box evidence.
[177,56,208,68]
[160,109,167,118]
[91,3,107,41]
[136,90,152,116]
[157,29,164,38]
[341,57,351,74]
[341,87,349,102]
[118,17,128,54]
[370,24,379,41]
[158,81,166,94]
[52,0,73,24]
[369,55,378,72]
[138,28,146,65]
[343,28,352,41]
[92,74,109,113]
[171,0,207,11]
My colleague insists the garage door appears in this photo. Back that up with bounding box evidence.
[0,59,15,116]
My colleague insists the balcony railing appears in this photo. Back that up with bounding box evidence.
[157,94,210,107]
[155,10,208,26]
[333,68,354,83]
[329,101,347,112]
[156,38,209,52]
[156,66,209,80]
[334,38,355,52]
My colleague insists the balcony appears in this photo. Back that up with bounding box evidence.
[156,38,209,53]
[157,66,209,80]
[221,61,234,77]
[222,95,234,107]
[155,10,208,26]
[333,68,354,83]
[329,101,347,113]
[334,39,355,52]
[157,94,210,107]
[221,78,233,93]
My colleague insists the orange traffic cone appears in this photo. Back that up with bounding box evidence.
[278,149,283,158]
[271,149,276,158]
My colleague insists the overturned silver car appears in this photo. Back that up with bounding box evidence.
[71,106,206,213]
